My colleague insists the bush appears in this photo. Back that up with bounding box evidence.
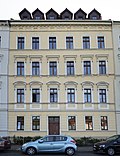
[75,137,103,147]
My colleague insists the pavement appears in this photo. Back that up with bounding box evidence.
[10,144,93,152]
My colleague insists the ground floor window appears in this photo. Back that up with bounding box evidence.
[32,116,40,130]
[68,116,76,130]
[85,116,93,130]
[101,116,108,130]
[17,116,24,130]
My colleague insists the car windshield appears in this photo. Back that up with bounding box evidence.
[106,135,119,142]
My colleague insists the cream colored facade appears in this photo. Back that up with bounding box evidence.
[8,20,116,138]
[112,21,120,134]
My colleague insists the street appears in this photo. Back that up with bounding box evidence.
[0,150,109,156]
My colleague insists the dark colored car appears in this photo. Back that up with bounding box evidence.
[93,135,120,156]
[0,137,11,150]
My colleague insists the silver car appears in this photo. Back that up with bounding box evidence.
[21,135,77,155]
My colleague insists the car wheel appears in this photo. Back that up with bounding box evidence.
[107,147,115,156]
[65,147,75,156]
[26,147,36,155]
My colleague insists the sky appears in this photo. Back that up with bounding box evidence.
[0,0,120,21]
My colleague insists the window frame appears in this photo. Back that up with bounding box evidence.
[101,116,108,130]
[49,37,56,49]
[17,116,24,130]
[17,62,24,76]
[68,116,76,130]
[32,37,39,50]
[17,89,24,103]
[66,61,75,76]
[67,88,75,103]
[32,116,40,131]
[17,37,25,49]
[97,36,105,49]
[50,88,58,103]
[99,89,107,103]
[32,62,40,76]
[49,61,57,76]
[83,61,91,75]
[99,60,106,75]
[85,116,93,130]
[83,36,90,49]
[32,88,40,103]
[66,37,73,49]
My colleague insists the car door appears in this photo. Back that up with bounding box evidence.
[37,136,55,152]
[51,136,67,152]
[115,137,120,152]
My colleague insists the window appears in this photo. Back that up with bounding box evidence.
[83,37,90,49]
[17,62,24,76]
[0,36,1,48]
[66,37,73,49]
[83,61,91,75]
[67,88,75,103]
[32,89,40,103]
[68,116,76,130]
[17,37,24,49]
[99,89,107,103]
[35,16,40,20]
[17,89,24,103]
[101,116,108,130]
[98,37,105,49]
[85,116,93,130]
[67,61,74,75]
[84,89,92,103]
[17,116,24,130]
[32,116,40,130]
[49,61,57,76]
[32,37,39,49]
[49,37,56,49]
[50,88,58,103]
[32,62,40,76]
[99,61,106,74]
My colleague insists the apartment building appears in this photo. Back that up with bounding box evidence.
[112,21,120,134]
[8,8,116,138]
[0,21,9,136]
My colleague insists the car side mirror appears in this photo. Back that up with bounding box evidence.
[38,139,43,143]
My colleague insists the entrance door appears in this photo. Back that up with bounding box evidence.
[48,116,60,135]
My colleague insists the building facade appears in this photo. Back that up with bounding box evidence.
[7,8,116,138]
[0,21,9,136]
[112,21,120,134]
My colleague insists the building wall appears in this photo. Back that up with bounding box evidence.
[8,20,116,138]
[0,21,9,136]
[112,22,120,134]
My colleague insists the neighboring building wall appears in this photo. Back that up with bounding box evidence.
[0,21,9,136]
[8,20,116,138]
[112,21,120,134]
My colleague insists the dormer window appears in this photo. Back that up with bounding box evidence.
[78,16,83,19]
[64,16,69,20]
[35,16,41,20]
[49,16,55,20]
[23,16,28,20]
[92,16,97,20]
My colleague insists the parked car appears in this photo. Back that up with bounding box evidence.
[21,135,77,155]
[0,137,11,150]
[93,135,120,156]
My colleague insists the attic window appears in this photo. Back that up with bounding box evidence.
[23,16,28,20]
[64,16,69,20]
[78,16,83,19]
[35,16,40,20]
[49,16,55,19]
[92,16,97,20]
